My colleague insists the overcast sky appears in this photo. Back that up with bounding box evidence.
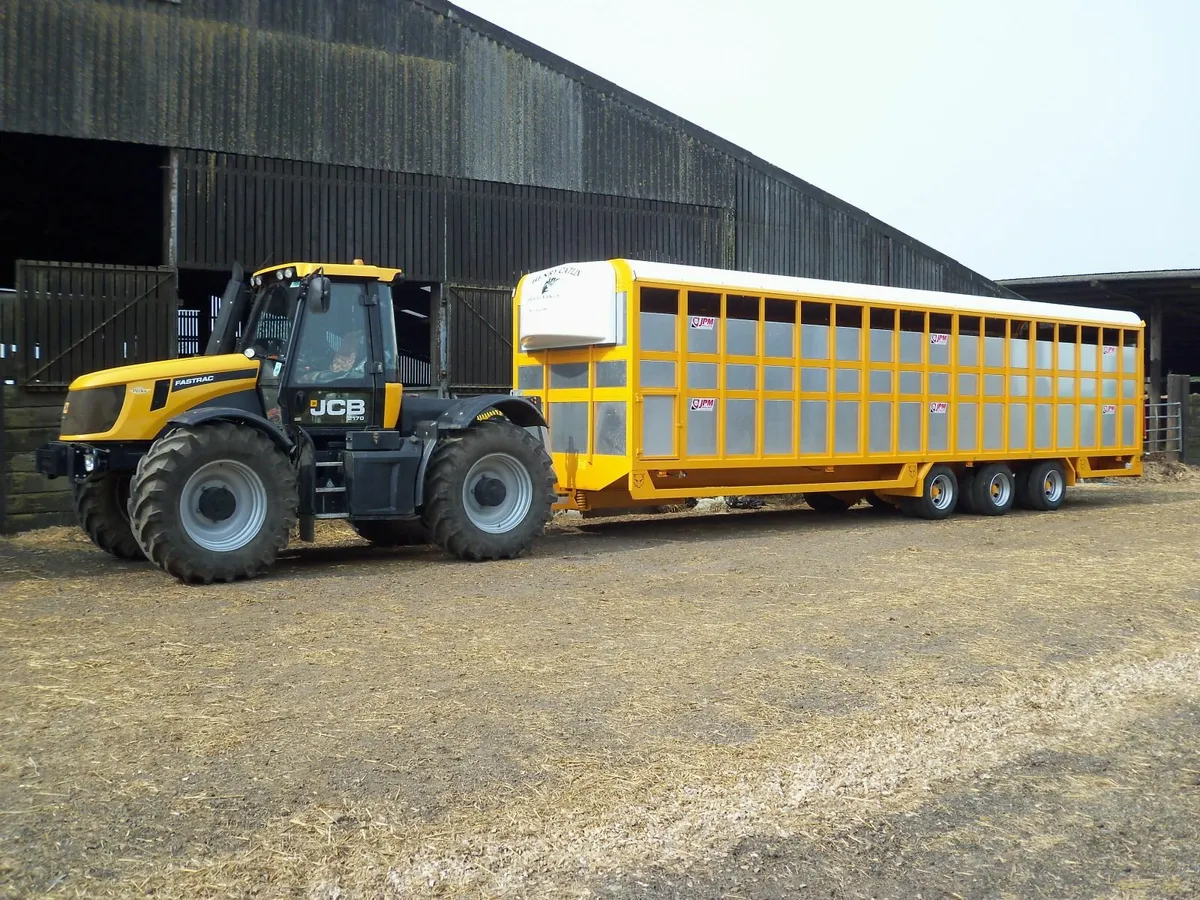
[455,0,1198,281]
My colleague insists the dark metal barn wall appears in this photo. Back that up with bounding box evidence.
[177,151,732,284]
[176,153,447,279]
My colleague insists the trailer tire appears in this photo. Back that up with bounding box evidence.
[901,464,958,520]
[970,463,1016,515]
[804,492,853,513]
[1022,460,1066,511]
[128,423,298,584]
[421,418,555,561]
[351,519,430,547]
[73,474,144,561]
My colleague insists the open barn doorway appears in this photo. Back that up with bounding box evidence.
[0,132,164,289]
[393,280,435,389]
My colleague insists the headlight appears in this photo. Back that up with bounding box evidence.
[83,452,97,473]
[283,267,295,279]
[276,269,284,280]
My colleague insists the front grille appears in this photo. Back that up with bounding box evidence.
[61,386,126,437]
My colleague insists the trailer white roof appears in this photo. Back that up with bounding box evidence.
[622,260,1143,328]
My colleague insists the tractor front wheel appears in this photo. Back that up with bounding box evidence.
[421,419,555,561]
[73,474,144,560]
[128,423,298,584]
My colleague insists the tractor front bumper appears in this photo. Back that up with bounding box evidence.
[36,441,145,482]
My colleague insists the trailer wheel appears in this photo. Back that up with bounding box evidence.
[351,519,430,547]
[970,463,1016,515]
[128,423,298,584]
[421,418,555,561]
[804,492,852,513]
[1021,460,1066,511]
[73,474,144,560]
[902,464,958,520]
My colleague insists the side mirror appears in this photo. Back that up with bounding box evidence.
[306,275,331,313]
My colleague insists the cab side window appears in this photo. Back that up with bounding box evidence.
[293,283,371,384]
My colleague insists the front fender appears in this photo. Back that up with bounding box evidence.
[164,407,294,451]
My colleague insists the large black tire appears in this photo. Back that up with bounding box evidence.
[969,463,1016,516]
[128,423,298,584]
[350,519,430,547]
[421,419,554,561]
[804,492,853,513]
[900,464,958,520]
[73,474,144,560]
[1021,460,1067,511]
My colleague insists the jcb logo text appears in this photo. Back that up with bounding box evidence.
[312,397,366,421]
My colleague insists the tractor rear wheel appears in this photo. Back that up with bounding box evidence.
[351,519,430,547]
[128,423,298,584]
[73,474,144,560]
[421,418,554,561]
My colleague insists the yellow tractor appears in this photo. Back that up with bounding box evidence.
[35,261,555,584]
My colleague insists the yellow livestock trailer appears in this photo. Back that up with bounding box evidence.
[512,260,1143,518]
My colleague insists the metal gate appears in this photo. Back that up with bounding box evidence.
[445,284,513,395]
[9,261,178,388]
[1144,399,1183,455]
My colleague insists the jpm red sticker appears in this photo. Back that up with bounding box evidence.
[930,333,949,345]
[1102,404,1117,415]
[929,402,948,414]
[689,316,716,330]
[690,398,717,411]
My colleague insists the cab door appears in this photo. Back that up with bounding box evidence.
[284,280,385,431]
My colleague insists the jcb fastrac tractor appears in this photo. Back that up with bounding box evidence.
[36,261,556,584]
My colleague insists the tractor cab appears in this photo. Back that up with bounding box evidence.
[211,260,406,434]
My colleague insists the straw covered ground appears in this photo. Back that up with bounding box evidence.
[2,465,1199,899]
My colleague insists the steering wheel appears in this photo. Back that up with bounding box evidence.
[252,338,286,360]
[306,369,346,384]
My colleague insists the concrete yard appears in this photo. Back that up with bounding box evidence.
[2,469,1199,899]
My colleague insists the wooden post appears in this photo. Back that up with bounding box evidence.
[163,148,180,269]
[1148,299,1164,404]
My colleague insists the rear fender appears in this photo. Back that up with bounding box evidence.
[411,395,549,507]
[434,395,547,430]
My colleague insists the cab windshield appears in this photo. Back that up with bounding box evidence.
[240,282,301,359]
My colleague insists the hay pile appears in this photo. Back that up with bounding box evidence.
[1140,458,1200,483]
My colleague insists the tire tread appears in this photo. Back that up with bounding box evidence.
[128,423,298,584]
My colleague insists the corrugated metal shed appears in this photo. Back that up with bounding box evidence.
[2,0,1001,297]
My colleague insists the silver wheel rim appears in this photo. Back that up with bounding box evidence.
[462,452,534,534]
[179,460,268,552]
[987,473,1012,507]
[1043,469,1064,503]
[930,473,954,511]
